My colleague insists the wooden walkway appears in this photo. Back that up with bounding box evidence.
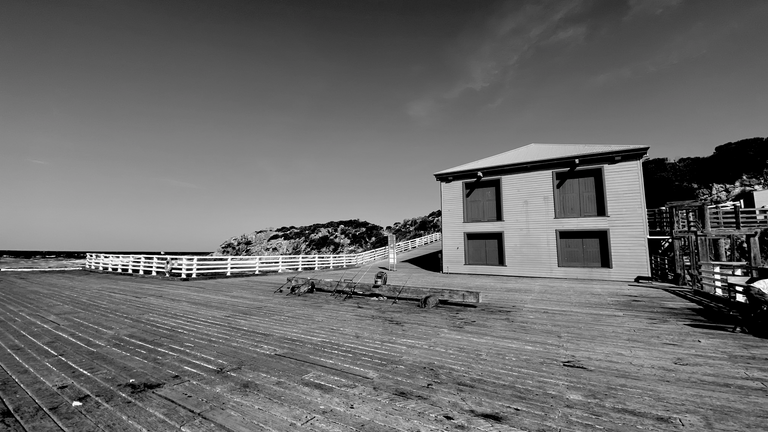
[1,245,767,431]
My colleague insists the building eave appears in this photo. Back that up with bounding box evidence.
[433,146,649,182]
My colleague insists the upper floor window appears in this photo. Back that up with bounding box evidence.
[553,168,606,218]
[464,179,502,222]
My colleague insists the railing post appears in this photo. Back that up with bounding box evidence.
[181,258,187,278]
[192,257,198,278]
[227,257,232,276]
[152,256,157,276]
[734,203,742,230]
[128,256,134,274]
[713,263,723,295]
[747,234,761,277]
[697,233,709,264]
[255,256,260,274]
[670,206,679,234]
[298,256,303,271]
[672,237,686,286]
[278,256,283,272]
[315,254,319,270]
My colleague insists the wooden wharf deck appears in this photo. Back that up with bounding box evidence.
[1,244,767,431]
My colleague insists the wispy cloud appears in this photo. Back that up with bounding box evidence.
[405,0,605,120]
[625,0,684,20]
[590,45,705,86]
[28,159,50,165]
[405,99,440,121]
[591,15,740,86]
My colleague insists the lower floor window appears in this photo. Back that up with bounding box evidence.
[557,230,611,268]
[465,232,505,266]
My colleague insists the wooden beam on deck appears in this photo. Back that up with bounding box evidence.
[287,277,482,304]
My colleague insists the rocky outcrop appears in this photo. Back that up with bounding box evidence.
[643,137,768,207]
[215,212,442,256]
[215,220,386,256]
[695,176,767,205]
[386,210,441,242]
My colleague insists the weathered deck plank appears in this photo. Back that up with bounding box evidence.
[1,250,767,431]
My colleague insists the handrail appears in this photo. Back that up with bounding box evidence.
[85,233,441,278]
[707,206,768,230]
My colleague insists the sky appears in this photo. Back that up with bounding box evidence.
[2,0,767,252]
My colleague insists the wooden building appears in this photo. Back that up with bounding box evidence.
[433,143,651,281]
[743,189,768,209]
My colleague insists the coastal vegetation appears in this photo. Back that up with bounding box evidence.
[215,210,441,256]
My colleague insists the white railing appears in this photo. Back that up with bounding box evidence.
[85,233,441,278]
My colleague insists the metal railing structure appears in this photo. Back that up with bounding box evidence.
[85,233,441,278]
[647,204,768,234]
[646,201,767,289]
[697,261,750,301]
[707,205,768,231]
[649,254,675,283]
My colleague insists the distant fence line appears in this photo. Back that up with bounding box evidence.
[85,233,441,278]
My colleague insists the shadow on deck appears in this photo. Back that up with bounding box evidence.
[402,250,441,272]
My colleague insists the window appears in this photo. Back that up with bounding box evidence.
[465,232,505,266]
[556,230,611,268]
[553,168,606,218]
[464,179,502,222]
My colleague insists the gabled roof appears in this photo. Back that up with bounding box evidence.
[433,143,649,177]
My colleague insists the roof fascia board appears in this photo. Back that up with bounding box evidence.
[434,147,648,181]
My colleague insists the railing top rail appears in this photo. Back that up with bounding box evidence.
[87,233,441,263]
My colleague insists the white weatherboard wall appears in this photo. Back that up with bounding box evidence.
[441,160,650,281]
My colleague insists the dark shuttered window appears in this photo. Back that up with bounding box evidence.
[553,168,606,218]
[464,179,502,222]
[556,230,611,268]
[465,233,505,266]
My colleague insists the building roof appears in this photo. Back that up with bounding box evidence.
[433,143,649,177]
